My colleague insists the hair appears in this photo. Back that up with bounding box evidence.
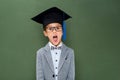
[43,26,46,31]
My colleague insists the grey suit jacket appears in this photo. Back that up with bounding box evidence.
[36,43,75,80]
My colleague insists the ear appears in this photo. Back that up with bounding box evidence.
[43,31,47,37]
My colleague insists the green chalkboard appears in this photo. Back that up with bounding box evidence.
[0,0,120,80]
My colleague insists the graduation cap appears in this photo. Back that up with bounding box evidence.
[31,7,72,40]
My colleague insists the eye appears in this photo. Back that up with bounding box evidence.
[56,27,60,29]
[48,27,53,30]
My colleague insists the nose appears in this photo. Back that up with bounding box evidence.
[52,27,57,32]
[53,29,57,32]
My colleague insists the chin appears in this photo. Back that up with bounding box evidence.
[52,41,61,46]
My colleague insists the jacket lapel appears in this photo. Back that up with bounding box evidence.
[58,43,68,73]
[43,43,54,73]
[43,43,68,73]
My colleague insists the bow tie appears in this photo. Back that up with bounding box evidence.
[51,46,62,50]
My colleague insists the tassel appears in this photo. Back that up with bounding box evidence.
[62,21,66,41]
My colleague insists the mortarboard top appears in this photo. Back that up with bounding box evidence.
[31,7,71,27]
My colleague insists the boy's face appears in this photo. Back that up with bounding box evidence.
[43,23,63,46]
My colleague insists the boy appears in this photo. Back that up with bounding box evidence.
[32,7,75,80]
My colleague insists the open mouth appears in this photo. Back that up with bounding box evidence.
[53,35,57,38]
[53,35,58,42]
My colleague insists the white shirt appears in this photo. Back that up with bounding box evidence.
[49,42,62,80]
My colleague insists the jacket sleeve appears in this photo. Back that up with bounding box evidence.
[67,50,75,80]
[36,50,44,80]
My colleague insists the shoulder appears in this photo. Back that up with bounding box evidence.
[36,47,43,57]
[63,43,74,55]
[63,43,74,51]
[36,46,47,57]
[36,43,49,55]
[66,46,74,53]
[37,47,44,53]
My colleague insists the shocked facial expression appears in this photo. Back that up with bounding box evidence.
[43,23,63,46]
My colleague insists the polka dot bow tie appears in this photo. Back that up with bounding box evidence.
[51,46,62,50]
